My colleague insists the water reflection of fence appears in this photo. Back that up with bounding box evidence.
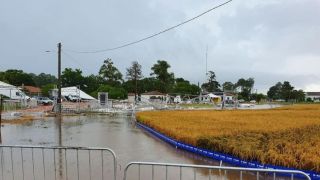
[0,145,117,180]
[123,162,311,180]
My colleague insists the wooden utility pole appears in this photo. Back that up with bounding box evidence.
[57,43,62,114]
[0,95,3,143]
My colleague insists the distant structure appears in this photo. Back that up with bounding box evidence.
[23,86,41,96]
[127,93,135,103]
[200,92,235,103]
[305,92,320,102]
[141,91,167,103]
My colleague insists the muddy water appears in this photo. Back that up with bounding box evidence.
[0,115,291,180]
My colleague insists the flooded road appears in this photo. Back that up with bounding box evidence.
[0,115,294,180]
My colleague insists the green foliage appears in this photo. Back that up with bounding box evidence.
[150,60,174,93]
[41,84,55,97]
[91,85,127,99]
[291,89,305,102]
[267,81,304,102]
[61,68,85,88]
[126,61,143,98]
[0,69,35,86]
[31,73,57,87]
[126,61,143,81]
[281,81,294,101]
[82,74,104,95]
[251,93,267,103]
[267,82,282,100]
[172,78,200,95]
[222,81,235,91]
[235,78,254,101]
[140,77,162,93]
[99,58,123,86]
[201,71,221,92]
[306,97,313,102]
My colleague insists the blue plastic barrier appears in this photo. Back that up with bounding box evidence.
[137,122,320,180]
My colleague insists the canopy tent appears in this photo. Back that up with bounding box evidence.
[61,86,95,100]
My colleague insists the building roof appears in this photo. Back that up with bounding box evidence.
[0,81,14,87]
[306,92,320,96]
[141,91,166,96]
[62,86,96,100]
[24,86,41,94]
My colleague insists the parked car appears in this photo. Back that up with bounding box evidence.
[35,96,53,105]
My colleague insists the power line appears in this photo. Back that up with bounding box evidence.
[61,51,97,73]
[65,0,232,54]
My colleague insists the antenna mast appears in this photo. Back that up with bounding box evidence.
[205,45,208,77]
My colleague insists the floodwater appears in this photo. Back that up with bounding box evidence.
[0,114,297,180]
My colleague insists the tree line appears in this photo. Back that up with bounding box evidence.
[0,59,306,102]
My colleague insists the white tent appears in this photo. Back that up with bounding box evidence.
[0,81,30,100]
[61,86,95,100]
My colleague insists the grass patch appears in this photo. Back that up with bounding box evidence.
[136,104,320,172]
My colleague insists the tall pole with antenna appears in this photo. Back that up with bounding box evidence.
[205,45,208,78]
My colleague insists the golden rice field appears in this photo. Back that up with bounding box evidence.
[136,104,320,172]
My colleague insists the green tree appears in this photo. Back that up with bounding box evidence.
[31,73,57,87]
[172,78,200,95]
[251,93,266,103]
[150,60,174,93]
[267,81,304,102]
[281,81,294,102]
[83,74,104,95]
[235,78,254,101]
[267,82,282,100]
[1,69,35,86]
[61,68,85,89]
[291,89,305,102]
[99,58,123,86]
[201,71,220,92]
[222,81,235,91]
[41,84,55,97]
[0,72,6,82]
[126,61,143,101]
[91,85,127,99]
[123,78,158,95]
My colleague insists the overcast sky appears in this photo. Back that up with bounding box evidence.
[1,0,319,93]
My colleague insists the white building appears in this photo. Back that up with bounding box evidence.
[0,81,30,100]
[224,93,234,101]
[305,92,320,102]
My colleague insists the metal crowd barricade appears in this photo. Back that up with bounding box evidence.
[0,145,117,180]
[123,162,311,180]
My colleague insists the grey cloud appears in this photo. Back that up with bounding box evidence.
[0,0,319,92]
